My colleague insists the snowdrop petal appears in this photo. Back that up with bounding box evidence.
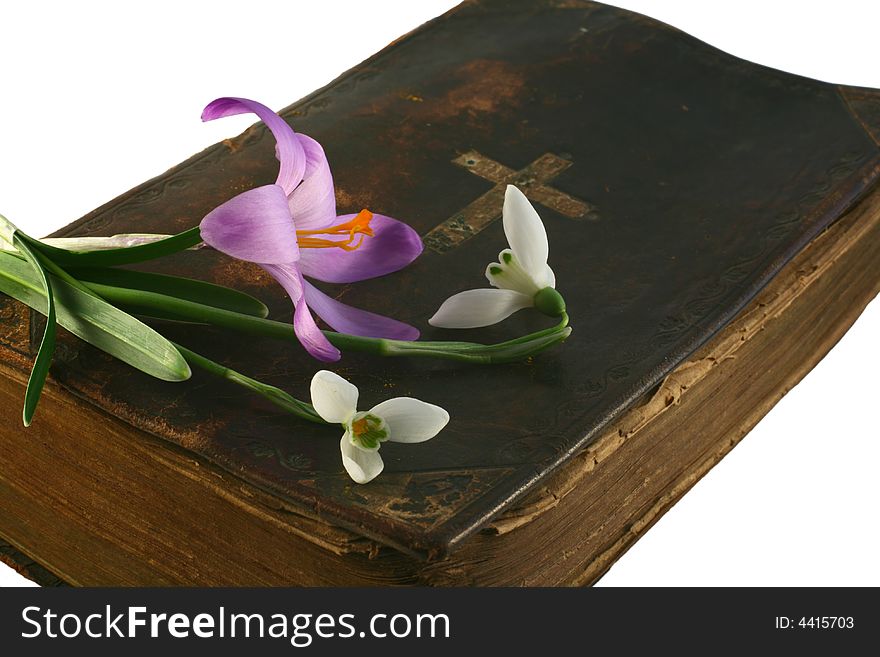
[340,433,384,484]
[370,397,449,444]
[429,288,533,329]
[538,263,556,290]
[502,185,550,285]
[485,249,540,294]
[310,370,359,423]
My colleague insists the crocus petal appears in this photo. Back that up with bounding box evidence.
[202,97,306,196]
[340,433,384,484]
[369,397,449,444]
[310,370,359,423]
[298,213,423,284]
[288,134,337,231]
[303,281,419,341]
[428,288,533,329]
[200,184,299,265]
[502,185,551,286]
[261,263,341,362]
[293,298,341,362]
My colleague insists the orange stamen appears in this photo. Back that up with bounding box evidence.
[296,208,374,250]
[351,417,368,436]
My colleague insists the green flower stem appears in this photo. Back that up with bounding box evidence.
[86,282,572,364]
[174,343,326,424]
[325,314,571,362]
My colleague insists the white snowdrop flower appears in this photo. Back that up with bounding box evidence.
[310,370,449,484]
[429,185,564,328]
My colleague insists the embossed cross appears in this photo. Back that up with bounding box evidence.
[423,150,597,253]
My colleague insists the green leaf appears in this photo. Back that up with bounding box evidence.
[17,227,203,267]
[0,251,191,383]
[71,267,269,318]
[11,235,57,426]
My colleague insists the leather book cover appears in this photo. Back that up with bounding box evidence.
[1,0,879,560]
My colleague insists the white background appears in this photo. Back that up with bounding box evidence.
[0,1,877,587]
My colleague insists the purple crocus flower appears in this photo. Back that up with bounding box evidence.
[198,98,423,362]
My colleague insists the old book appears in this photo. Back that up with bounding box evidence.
[1,0,878,585]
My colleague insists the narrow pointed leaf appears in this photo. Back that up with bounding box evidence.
[17,227,203,267]
[71,267,269,318]
[11,236,56,426]
[0,252,190,382]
